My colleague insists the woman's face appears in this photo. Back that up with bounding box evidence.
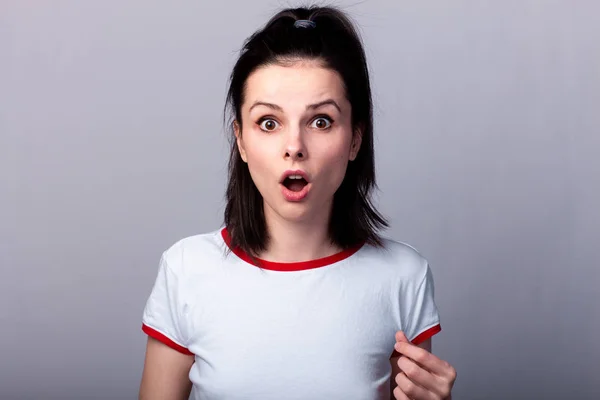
[235,60,361,224]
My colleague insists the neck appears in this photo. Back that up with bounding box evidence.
[259,203,341,263]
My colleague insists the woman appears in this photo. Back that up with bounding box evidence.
[139,6,456,400]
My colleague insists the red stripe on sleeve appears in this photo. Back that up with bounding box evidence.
[411,323,442,346]
[142,324,193,356]
[390,324,442,358]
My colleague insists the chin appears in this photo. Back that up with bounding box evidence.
[264,199,317,224]
[276,202,315,222]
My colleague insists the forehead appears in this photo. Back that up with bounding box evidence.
[243,61,347,108]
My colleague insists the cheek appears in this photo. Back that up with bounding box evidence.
[318,145,352,186]
[243,137,276,188]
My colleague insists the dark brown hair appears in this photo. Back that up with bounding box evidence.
[223,6,388,257]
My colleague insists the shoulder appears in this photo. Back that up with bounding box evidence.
[160,228,227,275]
[358,236,429,280]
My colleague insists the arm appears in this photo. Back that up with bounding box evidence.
[139,337,195,400]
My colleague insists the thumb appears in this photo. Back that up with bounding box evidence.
[395,330,409,343]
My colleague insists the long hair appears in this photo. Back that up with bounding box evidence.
[223,6,388,257]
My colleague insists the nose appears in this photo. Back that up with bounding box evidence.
[283,127,307,161]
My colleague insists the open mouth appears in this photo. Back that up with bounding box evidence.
[282,175,308,192]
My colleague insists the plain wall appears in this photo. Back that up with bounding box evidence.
[1,0,599,399]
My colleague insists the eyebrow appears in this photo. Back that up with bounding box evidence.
[248,99,342,113]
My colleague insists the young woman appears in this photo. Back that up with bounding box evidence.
[139,6,456,400]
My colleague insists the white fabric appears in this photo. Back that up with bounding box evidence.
[142,228,441,400]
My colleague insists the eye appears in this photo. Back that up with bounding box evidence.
[311,116,333,130]
[258,118,280,132]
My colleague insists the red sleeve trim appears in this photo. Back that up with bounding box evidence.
[411,323,442,346]
[390,324,442,358]
[142,324,193,356]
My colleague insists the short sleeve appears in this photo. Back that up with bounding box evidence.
[404,262,442,345]
[141,254,192,355]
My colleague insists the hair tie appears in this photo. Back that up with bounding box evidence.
[294,19,316,29]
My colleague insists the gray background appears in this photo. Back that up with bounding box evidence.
[1,0,599,399]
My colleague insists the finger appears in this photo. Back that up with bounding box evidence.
[394,341,449,377]
[395,372,435,400]
[395,330,410,343]
[397,356,445,397]
[392,384,411,400]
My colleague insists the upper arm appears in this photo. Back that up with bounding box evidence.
[139,336,195,400]
[390,338,432,395]
[140,252,194,399]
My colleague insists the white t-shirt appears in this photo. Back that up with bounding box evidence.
[142,228,441,400]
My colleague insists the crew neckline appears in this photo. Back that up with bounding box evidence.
[220,227,364,271]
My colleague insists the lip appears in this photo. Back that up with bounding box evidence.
[279,169,311,202]
[279,169,310,184]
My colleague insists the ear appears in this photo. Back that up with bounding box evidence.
[234,120,248,163]
[349,126,363,161]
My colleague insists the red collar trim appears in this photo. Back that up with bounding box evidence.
[221,227,363,271]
